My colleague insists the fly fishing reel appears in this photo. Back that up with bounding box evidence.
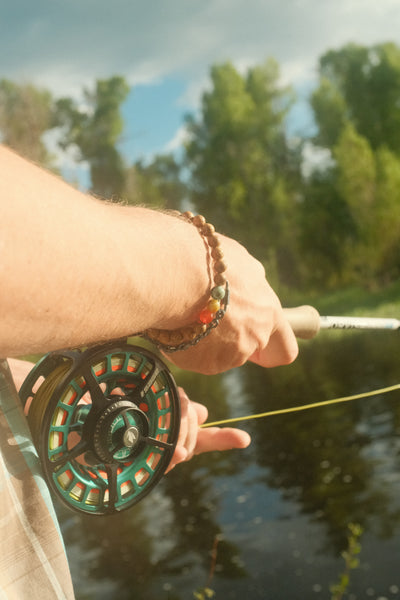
[19,342,180,516]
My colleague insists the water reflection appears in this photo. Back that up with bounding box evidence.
[58,331,400,599]
[243,333,400,553]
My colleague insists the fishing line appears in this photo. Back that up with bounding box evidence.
[201,383,400,428]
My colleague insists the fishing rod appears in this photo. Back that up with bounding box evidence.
[283,305,400,339]
[19,306,400,516]
[202,305,400,428]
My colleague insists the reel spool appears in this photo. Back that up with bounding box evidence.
[19,342,180,516]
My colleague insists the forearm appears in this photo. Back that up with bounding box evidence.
[0,146,209,356]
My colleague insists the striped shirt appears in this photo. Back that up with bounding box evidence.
[0,358,75,599]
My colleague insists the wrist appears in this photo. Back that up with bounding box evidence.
[142,211,229,352]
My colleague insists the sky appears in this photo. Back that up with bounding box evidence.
[1,0,400,173]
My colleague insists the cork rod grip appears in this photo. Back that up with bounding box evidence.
[283,305,321,339]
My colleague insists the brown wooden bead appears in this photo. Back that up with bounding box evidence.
[169,330,184,344]
[201,223,215,236]
[194,323,207,335]
[182,210,194,220]
[192,214,206,227]
[214,260,227,273]
[207,235,220,248]
[211,246,224,260]
[146,328,158,338]
[214,273,227,285]
[183,327,198,341]
[158,331,172,345]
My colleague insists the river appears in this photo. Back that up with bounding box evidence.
[58,329,400,599]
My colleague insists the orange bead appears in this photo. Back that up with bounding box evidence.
[199,308,215,324]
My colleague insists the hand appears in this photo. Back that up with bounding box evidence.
[166,387,251,472]
[166,235,298,375]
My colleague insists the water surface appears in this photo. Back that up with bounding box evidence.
[59,330,400,599]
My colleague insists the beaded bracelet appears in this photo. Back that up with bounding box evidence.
[141,211,229,353]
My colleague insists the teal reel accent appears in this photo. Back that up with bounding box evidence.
[19,343,180,516]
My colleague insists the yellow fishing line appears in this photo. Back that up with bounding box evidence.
[201,383,400,428]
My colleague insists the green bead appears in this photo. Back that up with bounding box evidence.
[211,285,225,300]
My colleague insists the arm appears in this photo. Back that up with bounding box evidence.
[0,146,210,356]
[0,145,297,373]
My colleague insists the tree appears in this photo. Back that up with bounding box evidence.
[298,168,355,289]
[305,42,400,287]
[0,79,55,166]
[124,154,186,209]
[55,76,129,199]
[312,42,400,155]
[301,123,400,287]
[185,60,302,288]
[370,145,400,281]
[333,124,377,282]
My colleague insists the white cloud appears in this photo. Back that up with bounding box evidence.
[2,0,400,100]
[163,125,190,153]
[177,74,211,111]
[2,0,400,164]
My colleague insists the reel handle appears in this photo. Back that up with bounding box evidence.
[283,305,321,339]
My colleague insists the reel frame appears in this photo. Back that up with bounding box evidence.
[20,342,180,516]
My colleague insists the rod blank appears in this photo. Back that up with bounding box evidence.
[283,305,400,339]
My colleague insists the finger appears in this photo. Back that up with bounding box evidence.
[176,389,189,447]
[195,427,251,454]
[165,445,188,473]
[190,400,208,425]
[184,402,200,458]
[250,318,298,367]
[176,389,200,458]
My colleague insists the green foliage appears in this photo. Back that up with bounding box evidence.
[55,76,129,199]
[313,42,400,155]
[330,523,363,600]
[333,125,400,283]
[374,146,400,280]
[311,77,348,148]
[0,79,55,167]
[124,154,185,209]
[193,588,215,599]
[305,41,400,288]
[334,124,376,221]
[184,59,302,288]
[3,41,400,292]
[298,168,355,289]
